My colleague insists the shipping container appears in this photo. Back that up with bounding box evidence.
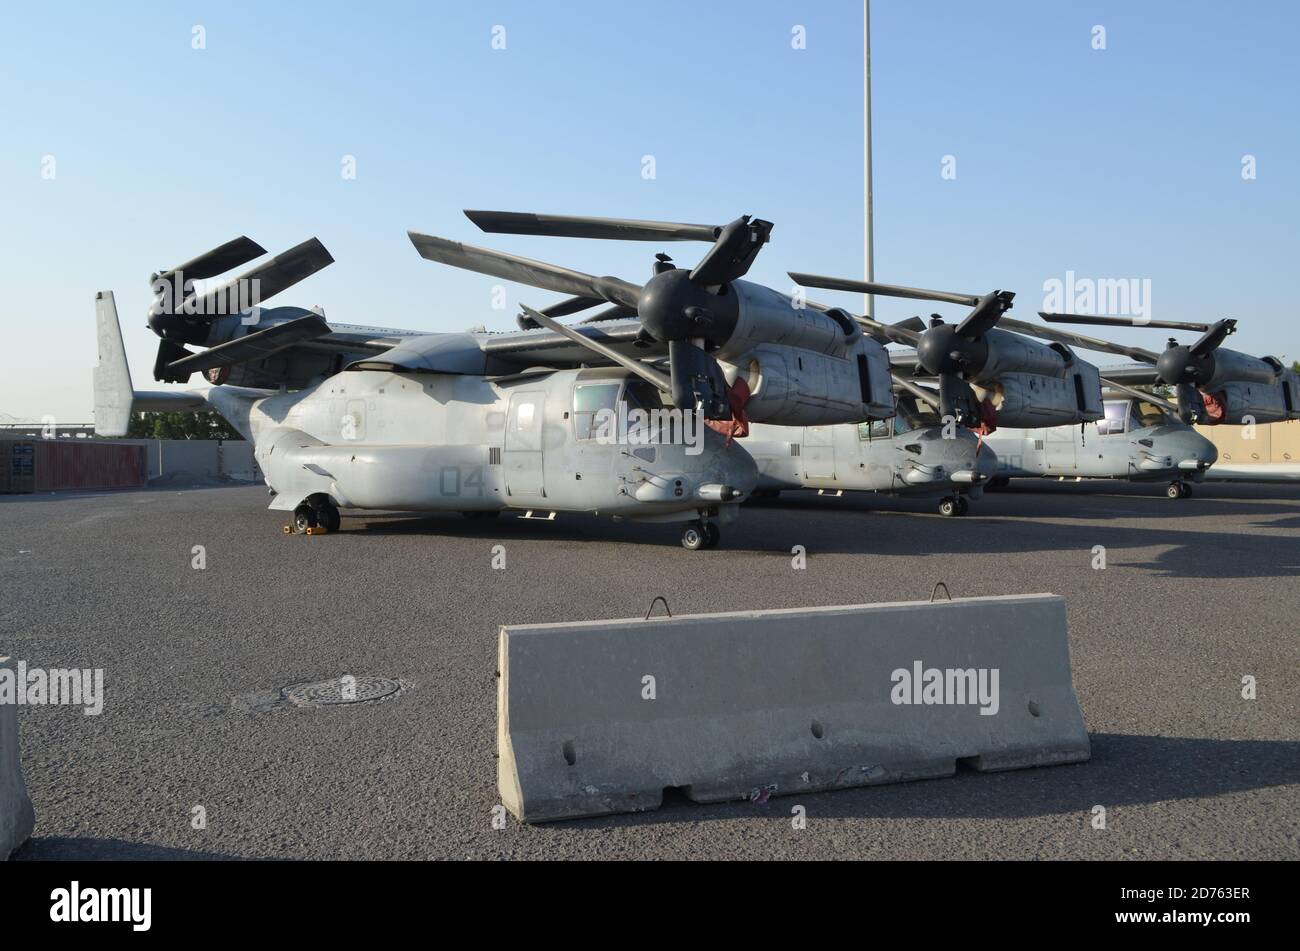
[0,438,146,493]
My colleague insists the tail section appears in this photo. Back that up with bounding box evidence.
[93,291,207,436]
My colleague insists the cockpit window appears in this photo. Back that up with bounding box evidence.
[1133,400,1167,429]
[895,393,940,430]
[573,383,620,440]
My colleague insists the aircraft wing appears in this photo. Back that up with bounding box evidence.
[1089,363,1161,386]
[478,319,658,368]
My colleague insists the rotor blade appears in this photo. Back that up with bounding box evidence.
[954,290,1015,339]
[1039,312,1216,333]
[576,304,639,324]
[688,215,774,286]
[1190,318,1237,357]
[153,339,194,384]
[667,339,732,419]
[465,210,720,243]
[409,232,642,309]
[1099,378,1180,414]
[891,372,940,410]
[157,236,267,286]
[789,273,981,308]
[515,295,605,329]
[166,315,331,374]
[892,316,928,334]
[519,304,671,394]
[852,313,921,346]
[939,373,981,423]
[181,238,334,317]
[998,316,1162,363]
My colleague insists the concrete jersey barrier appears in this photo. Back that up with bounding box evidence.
[498,594,1090,822]
[1,656,35,858]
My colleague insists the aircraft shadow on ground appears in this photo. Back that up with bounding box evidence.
[755,485,1300,521]
[344,501,1300,579]
[564,733,1300,829]
[12,837,238,861]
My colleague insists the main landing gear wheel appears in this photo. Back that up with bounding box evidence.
[939,497,961,517]
[314,499,341,533]
[704,522,720,549]
[1167,482,1191,499]
[292,504,318,535]
[956,496,970,516]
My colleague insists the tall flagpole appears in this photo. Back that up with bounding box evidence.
[863,0,874,318]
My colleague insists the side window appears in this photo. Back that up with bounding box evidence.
[573,383,620,440]
[859,419,892,440]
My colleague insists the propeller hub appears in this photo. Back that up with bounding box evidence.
[637,268,738,345]
[917,323,988,377]
[1156,346,1213,385]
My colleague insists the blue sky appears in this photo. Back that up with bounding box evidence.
[2,0,1297,421]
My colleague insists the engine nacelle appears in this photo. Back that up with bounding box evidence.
[975,329,1077,381]
[710,280,894,425]
[720,338,894,426]
[974,362,1103,428]
[1205,349,1284,389]
[1201,378,1298,424]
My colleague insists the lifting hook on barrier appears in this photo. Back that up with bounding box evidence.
[644,596,673,620]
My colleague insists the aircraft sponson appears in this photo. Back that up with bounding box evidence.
[497,594,1089,822]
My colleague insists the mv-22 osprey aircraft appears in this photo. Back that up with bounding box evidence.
[95,213,905,549]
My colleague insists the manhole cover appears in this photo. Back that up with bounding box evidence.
[282,676,404,708]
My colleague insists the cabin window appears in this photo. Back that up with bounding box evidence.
[859,419,893,441]
[573,383,620,440]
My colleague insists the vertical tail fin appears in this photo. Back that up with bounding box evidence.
[93,291,134,437]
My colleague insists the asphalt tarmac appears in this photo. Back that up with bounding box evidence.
[2,480,1297,860]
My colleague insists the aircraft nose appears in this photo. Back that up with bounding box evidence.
[717,440,759,496]
[1171,430,1218,470]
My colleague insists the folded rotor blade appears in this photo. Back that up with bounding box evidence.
[954,290,1015,339]
[465,210,720,243]
[576,304,639,324]
[518,304,671,394]
[998,317,1162,363]
[410,232,642,309]
[181,238,334,317]
[166,314,331,374]
[789,273,981,308]
[1039,312,1215,333]
[1099,378,1181,415]
[853,313,922,346]
[157,236,268,286]
[891,372,941,410]
[1190,318,1237,357]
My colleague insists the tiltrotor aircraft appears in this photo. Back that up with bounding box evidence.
[982,391,1218,498]
[93,214,899,549]
[1012,312,1299,426]
[743,391,999,516]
